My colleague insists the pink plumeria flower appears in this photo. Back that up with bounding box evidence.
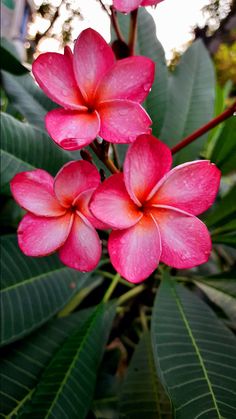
[32,28,154,150]
[90,135,221,283]
[10,161,106,272]
[113,0,163,13]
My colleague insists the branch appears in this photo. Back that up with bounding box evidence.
[90,142,120,174]
[110,6,126,43]
[129,8,138,56]
[171,101,236,155]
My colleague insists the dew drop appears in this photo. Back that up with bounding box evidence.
[143,83,150,92]
[118,108,129,116]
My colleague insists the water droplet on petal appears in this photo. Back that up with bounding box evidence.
[143,83,150,92]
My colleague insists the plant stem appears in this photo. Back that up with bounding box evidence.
[90,142,120,174]
[111,6,125,43]
[103,273,120,302]
[171,101,236,155]
[118,284,145,305]
[112,143,120,169]
[97,270,134,287]
[129,9,138,56]
[97,0,110,17]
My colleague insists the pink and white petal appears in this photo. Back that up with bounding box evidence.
[108,214,161,283]
[141,0,163,6]
[90,173,142,229]
[45,109,100,151]
[73,28,115,102]
[59,213,101,271]
[149,160,221,215]
[32,52,86,110]
[10,170,65,216]
[96,56,155,103]
[151,206,212,269]
[18,212,72,257]
[54,161,101,208]
[98,100,152,144]
[113,0,142,13]
[124,134,172,206]
[74,189,109,230]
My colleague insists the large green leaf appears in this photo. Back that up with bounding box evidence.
[137,9,168,137]
[195,278,236,322]
[0,235,96,346]
[111,10,168,163]
[1,70,47,129]
[119,331,171,419]
[0,308,94,417]
[210,116,236,175]
[0,38,28,75]
[204,81,232,158]
[1,112,73,189]
[204,185,236,233]
[160,40,215,164]
[19,303,116,419]
[151,273,236,419]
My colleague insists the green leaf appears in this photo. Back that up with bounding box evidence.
[210,116,236,176]
[0,38,28,75]
[212,231,236,248]
[0,308,94,417]
[1,71,53,129]
[204,185,236,230]
[195,278,236,322]
[2,0,15,10]
[0,235,96,346]
[1,112,73,189]
[111,10,168,162]
[151,272,236,419]
[137,9,168,137]
[205,81,232,158]
[20,303,116,419]
[160,40,215,164]
[119,331,171,419]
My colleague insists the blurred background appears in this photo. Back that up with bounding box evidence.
[1,0,236,86]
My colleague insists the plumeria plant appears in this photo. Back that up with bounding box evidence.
[1,1,236,418]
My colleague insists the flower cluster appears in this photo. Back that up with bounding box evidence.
[32,29,154,150]
[11,27,221,283]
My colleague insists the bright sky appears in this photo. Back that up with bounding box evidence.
[31,0,218,59]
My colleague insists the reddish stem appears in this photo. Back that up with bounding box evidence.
[111,6,125,43]
[90,142,120,174]
[129,9,138,56]
[171,101,236,155]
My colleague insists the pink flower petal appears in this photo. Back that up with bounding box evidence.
[10,170,65,216]
[32,52,86,110]
[74,189,109,230]
[141,0,163,5]
[18,212,72,257]
[108,214,161,283]
[45,109,100,150]
[59,213,101,271]
[54,161,101,208]
[96,56,155,103]
[98,100,152,144]
[124,134,172,206]
[151,206,212,269]
[90,173,142,229]
[113,0,142,13]
[148,161,221,215]
[73,28,115,102]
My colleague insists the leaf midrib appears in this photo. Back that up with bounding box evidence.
[44,305,103,418]
[1,266,70,293]
[171,284,222,419]
[1,149,35,169]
